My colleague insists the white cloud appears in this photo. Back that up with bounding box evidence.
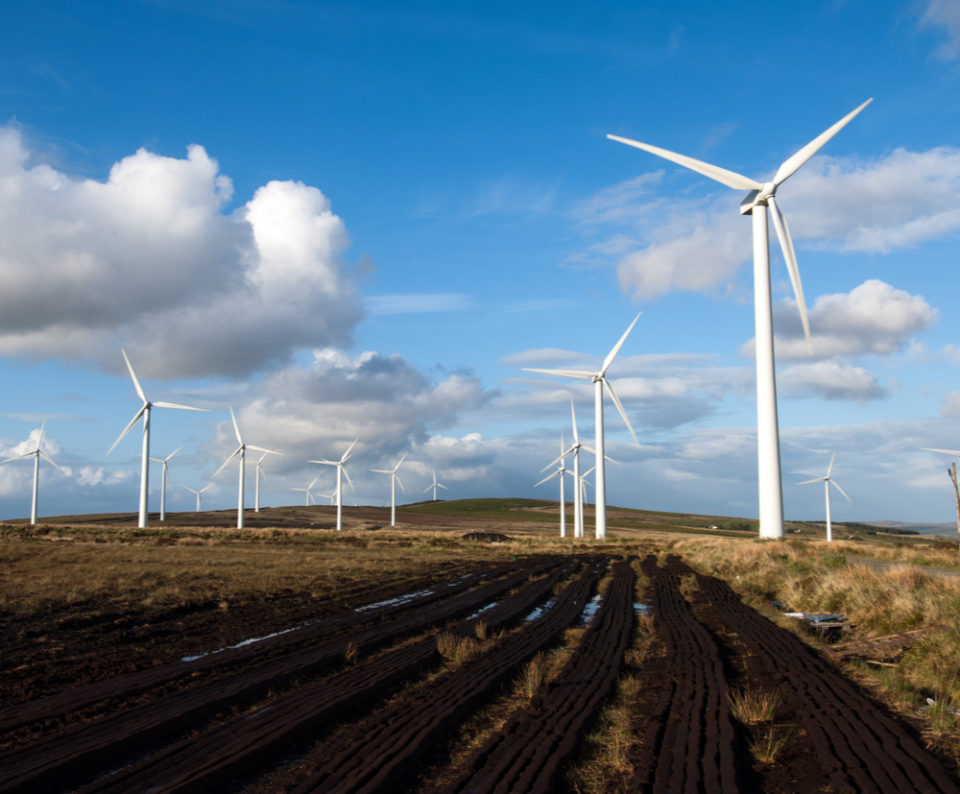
[764,280,937,360]
[0,127,362,378]
[941,391,960,417]
[777,361,887,402]
[919,0,960,60]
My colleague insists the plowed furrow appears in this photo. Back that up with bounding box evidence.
[0,558,565,794]
[440,558,636,794]
[632,556,738,794]
[76,559,580,794]
[689,564,960,794]
[289,556,609,794]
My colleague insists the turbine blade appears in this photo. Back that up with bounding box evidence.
[121,349,147,403]
[772,98,873,186]
[200,485,211,494]
[342,465,354,491]
[606,134,763,191]
[371,468,392,474]
[394,452,408,471]
[166,445,184,462]
[523,367,593,380]
[570,398,579,443]
[108,406,146,454]
[798,476,828,485]
[396,474,406,494]
[182,486,198,495]
[922,447,960,456]
[310,459,338,466]
[600,312,641,376]
[437,483,448,490]
[247,444,282,456]
[768,196,811,351]
[535,470,560,487]
[149,457,163,464]
[603,378,640,445]
[229,406,243,445]
[39,451,67,474]
[36,420,46,451]
[153,401,208,412]
[831,479,852,502]
[212,447,241,478]
[827,451,837,477]
[341,438,359,463]
[1,452,34,464]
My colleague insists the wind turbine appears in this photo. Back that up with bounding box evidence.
[423,469,448,502]
[607,100,872,539]
[253,453,272,513]
[535,436,570,538]
[922,447,960,545]
[372,453,407,527]
[1,422,66,525]
[213,407,283,529]
[525,313,640,539]
[798,452,850,543]
[149,446,182,521]
[108,350,208,528]
[182,484,210,512]
[291,476,320,506]
[310,439,357,531]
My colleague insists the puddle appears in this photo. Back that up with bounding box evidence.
[181,625,304,663]
[466,600,501,620]
[355,588,435,613]
[524,598,557,623]
[578,594,603,626]
[634,602,651,614]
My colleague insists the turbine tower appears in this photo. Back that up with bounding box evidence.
[311,439,357,531]
[149,446,182,521]
[423,469,448,502]
[182,484,210,512]
[108,350,207,528]
[372,453,407,527]
[291,476,320,506]
[1,422,66,525]
[525,313,641,539]
[607,100,872,539]
[535,436,570,538]
[213,407,282,529]
[799,452,850,543]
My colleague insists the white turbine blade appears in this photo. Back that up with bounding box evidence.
[600,312,641,376]
[247,444,282,456]
[310,459,338,467]
[1,451,34,464]
[578,443,618,465]
[36,421,46,452]
[767,196,811,351]
[773,98,873,186]
[342,465,355,491]
[423,483,433,493]
[182,486,198,495]
[830,479,852,502]
[121,349,147,403]
[108,406,146,454]
[826,451,837,478]
[570,398,579,444]
[229,407,243,445]
[394,453,408,472]
[523,367,593,380]
[437,482,448,490]
[39,451,67,475]
[606,134,763,192]
[602,377,640,445]
[153,401,208,412]
[922,447,960,457]
[798,476,828,485]
[309,476,319,489]
[542,447,576,472]
[396,474,406,494]
[165,445,184,462]
[213,447,241,478]
[199,485,211,494]
[535,470,560,487]
[341,438,359,463]
[149,457,163,464]
[371,468,392,474]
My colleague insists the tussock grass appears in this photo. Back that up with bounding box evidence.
[750,726,788,764]
[729,688,781,725]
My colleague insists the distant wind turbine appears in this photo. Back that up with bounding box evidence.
[108,350,208,528]
[535,436,570,538]
[213,407,283,529]
[253,452,272,513]
[149,446,182,521]
[372,453,407,527]
[311,439,358,531]
[423,469,448,502]
[798,452,850,543]
[182,484,210,512]
[291,476,320,506]
[607,100,872,539]
[1,422,66,525]
[525,313,640,539]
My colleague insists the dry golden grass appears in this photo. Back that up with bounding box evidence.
[729,688,781,725]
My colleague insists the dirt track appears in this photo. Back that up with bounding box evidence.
[1,552,957,793]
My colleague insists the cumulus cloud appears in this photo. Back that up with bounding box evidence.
[585,146,960,300]
[919,0,960,60]
[758,280,937,360]
[777,361,887,402]
[0,127,362,378]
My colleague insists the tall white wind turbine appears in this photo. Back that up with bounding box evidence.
[182,484,210,512]
[798,452,850,543]
[1,422,66,525]
[525,313,641,540]
[423,469,448,502]
[607,100,872,539]
[310,439,357,531]
[372,453,407,527]
[108,350,208,528]
[213,407,283,529]
[149,445,182,522]
[291,476,320,506]
[535,436,570,538]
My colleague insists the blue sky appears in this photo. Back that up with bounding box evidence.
[2,0,960,524]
